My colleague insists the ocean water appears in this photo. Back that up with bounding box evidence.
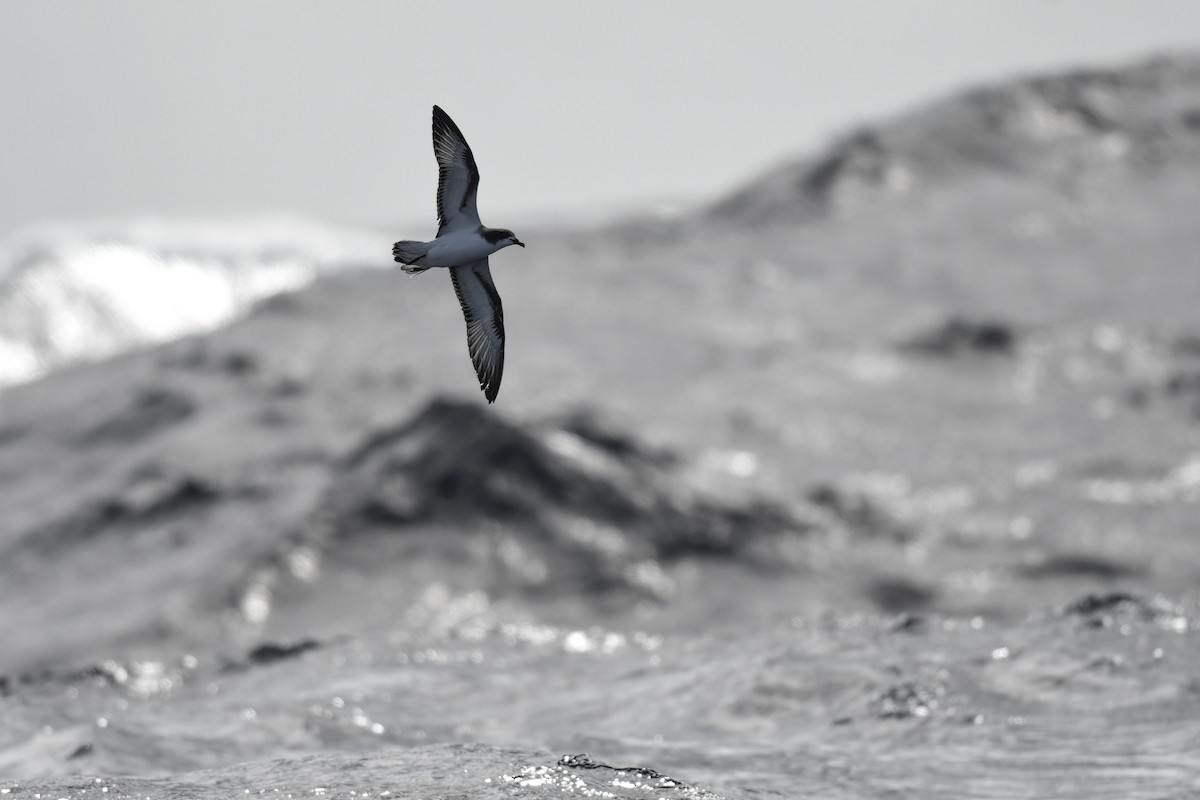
[3,54,1200,798]
[2,383,1198,797]
[3,587,1200,797]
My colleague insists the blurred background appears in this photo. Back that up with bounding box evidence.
[3,0,1200,232]
[3,3,1200,797]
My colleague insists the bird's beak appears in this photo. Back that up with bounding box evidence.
[514,240,526,248]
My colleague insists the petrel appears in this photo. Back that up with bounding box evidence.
[393,105,525,403]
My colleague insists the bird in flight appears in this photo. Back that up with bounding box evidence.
[393,105,525,403]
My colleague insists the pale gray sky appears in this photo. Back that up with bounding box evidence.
[2,1,1198,236]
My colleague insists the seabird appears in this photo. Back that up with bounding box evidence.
[393,105,525,403]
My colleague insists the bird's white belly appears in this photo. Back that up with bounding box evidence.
[424,234,497,266]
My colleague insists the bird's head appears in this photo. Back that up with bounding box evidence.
[481,227,526,252]
[485,227,525,250]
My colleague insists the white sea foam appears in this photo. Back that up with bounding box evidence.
[0,216,389,386]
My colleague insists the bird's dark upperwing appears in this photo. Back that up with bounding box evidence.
[432,105,482,234]
[449,259,504,402]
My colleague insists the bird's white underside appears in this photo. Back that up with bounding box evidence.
[417,232,509,267]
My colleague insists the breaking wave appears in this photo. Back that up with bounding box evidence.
[0,216,387,385]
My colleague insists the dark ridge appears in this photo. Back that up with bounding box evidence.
[557,754,692,791]
[10,657,189,693]
[241,639,321,668]
[163,344,260,377]
[68,743,93,760]
[315,398,811,598]
[337,398,598,524]
[247,639,320,665]
[1019,554,1144,580]
[867,577,937,612]
[15,466,222,559]
[898,316,1018,357]
[79,386,196,444]
[337,398,791,538]
[806,483,916,543]
[1058,592,1186,629]
[553,407,676,468]
[99,466,221,520]
[1062,591,1142,616]
[799,128,891,201]
[889,613,926,633]
[163,343,305,400]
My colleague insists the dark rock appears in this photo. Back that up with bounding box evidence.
[557,754,690,791]
[554,407,675,468]
[799,128,895,203]
[867,577,937,612]
[80,387,196,444]
[899,316,1017,357]
[1062,591,1142,616]
[1019,554,1144,580]
[17,466,221,558]
[1057,592,1187,630]
[245,639,321,666]
[806,483,916,543]
[310,398,811,599]
[889,613,926,633]
[339,399,799,553]
[99,466,221,521]
[220,350,259,375]
[163,345,258,376]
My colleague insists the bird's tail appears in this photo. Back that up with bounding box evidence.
[393,240,432,274]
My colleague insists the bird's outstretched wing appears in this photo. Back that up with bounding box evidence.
[432,105,482,234]
[449,258,504,402]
